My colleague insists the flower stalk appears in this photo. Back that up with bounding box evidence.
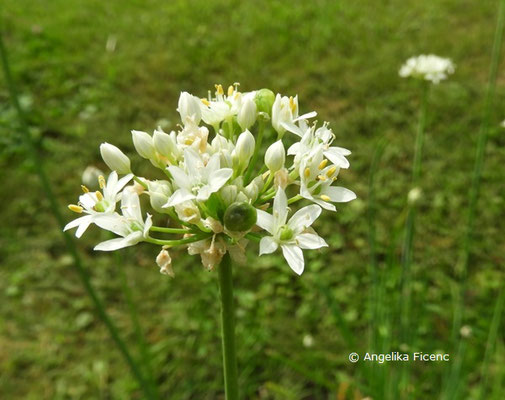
[218,253,239,400]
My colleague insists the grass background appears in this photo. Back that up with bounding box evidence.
[1,0,505,398]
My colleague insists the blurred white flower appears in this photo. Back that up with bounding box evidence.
[399,54,455,84]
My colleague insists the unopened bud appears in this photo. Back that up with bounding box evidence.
[233,130,255,168]
[177,91,201,125]
[153,128,179,159]
[100,143,131,174]
[254,88,275,115]
[237,97,257,130]
[148,180,172,213]
[265,140,285,172]
[132,130,156,160]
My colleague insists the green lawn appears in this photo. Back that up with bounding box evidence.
[1,0,505,399]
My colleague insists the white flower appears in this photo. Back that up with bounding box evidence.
[265,140,285,172]
[94,188,152,251]
[153,128,181,163]
[271,94,316,136]
[64,171,133,237]
[399,54,455,84]
[237,97,257,130]
[178,91,202,125]
[100,143,131,174]
[176,122,209,153]
[256,188,328,275]
[200,84,242,126]
[164,148,233,207]
[299,151,356,211]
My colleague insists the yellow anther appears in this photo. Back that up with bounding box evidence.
[95,191,104,201]
[326,166,337,177]
[81,185,89,193]
[304,168,311,178]
[201,98,210,106]
[68,204,83,213]
[317,175,327,181]
[98,175,106,189]
[289,96,297,113]
[318,159,328,170]
[215,84,224,95]
[227,85,234,96]
[320,195,331,202]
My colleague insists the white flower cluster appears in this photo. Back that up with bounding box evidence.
[399,54,455,84]
[65,84,356,276]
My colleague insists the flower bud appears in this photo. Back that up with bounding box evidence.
[100,143,131,174]
[254,88,275,115]
[233,130,255,168]
[132,130,156,160]
[244,176,262,201]
[220,185,238,206]
[224,202,257,232]
[178,92,201,125]
[153,128,179,159]
[408,187,423,205]
[265,140,285,172]
[148,180,172,213]
[237,97,257,130]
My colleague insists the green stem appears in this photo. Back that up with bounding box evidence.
[287,194,302,205]
[150,226,191,234]
[0,29,155,400]
[134,175,148,190]
[218,253,239,400]
[244,120,265,184]
[146,234,210,247]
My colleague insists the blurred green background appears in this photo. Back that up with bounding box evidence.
[1,0,505,399]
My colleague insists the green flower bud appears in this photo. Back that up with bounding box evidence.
[223,202,257,232]
[254,88,275,115]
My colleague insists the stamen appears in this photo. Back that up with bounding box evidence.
[227,85,234,96]
[289,96,296,113]
[304,168,310,178]
[201,98,210,106]
[98,175,106,189]
[318,159,328,170]
[215,84,224,95]
[317,175,327,181]
[326,166,337,177]
[81,185,90,193]
[68,204,83,213]
[320,195,331,201]
[95,191,104,201]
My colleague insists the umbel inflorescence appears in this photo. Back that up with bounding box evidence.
[65,85,356,276]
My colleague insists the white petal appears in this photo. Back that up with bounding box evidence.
[196,184,213,201]
[121,189,142,221]
[183,147,203,178]
[64,215,93,237]
[167,166,191,190]
[281,121,304,137]
[296,233,328,249]
[259,236,278,255]
[94,213,129,236]
[287,142,300,156]
[164,188,195,207]
[256,209,275,233]
[293,111,317,121]
[93,232,142,251]
[281,244,304,275]
[288,205,321,231]
[273,188,289,227]
[323,186,356,202]
[143,214,153,237]
[323,149,349,169]
[208,168,233,192]
[312,198,336,211]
